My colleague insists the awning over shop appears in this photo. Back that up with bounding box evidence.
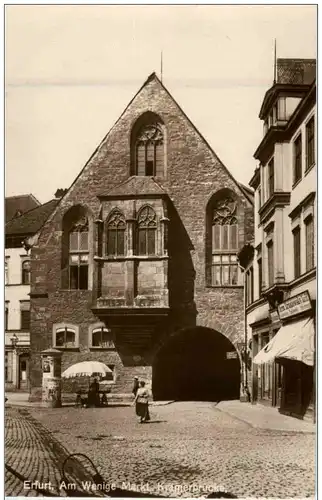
[253,317,315,367]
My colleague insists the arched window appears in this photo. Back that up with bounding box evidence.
[91,326,115,349]
[134,123,164,176]
[68,215,89,289]
[137,206,157,255]
[22,259,31,285]
[211,197,239,286]
[106,210,126,256]
[55,327,76,348]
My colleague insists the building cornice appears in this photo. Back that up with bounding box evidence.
[288,191,316,220]
[258,192,291,224]
[249,167,260,189]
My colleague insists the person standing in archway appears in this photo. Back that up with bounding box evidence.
[133,381,150,423]
[132,376,139,397]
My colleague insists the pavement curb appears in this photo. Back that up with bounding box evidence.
[215,405,316,434]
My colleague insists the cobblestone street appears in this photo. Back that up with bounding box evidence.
[6,402,315,498]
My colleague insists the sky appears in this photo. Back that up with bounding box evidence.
[5,5,317,204]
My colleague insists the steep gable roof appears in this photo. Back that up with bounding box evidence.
[42,72,253,230]
[6,199,59,236]
[5,194,40,223]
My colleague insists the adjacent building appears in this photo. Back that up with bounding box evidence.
[5,197,59,390]
[29,73,254,401]
[239,59,316,420]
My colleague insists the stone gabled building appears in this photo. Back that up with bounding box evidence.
[29,73,254,401]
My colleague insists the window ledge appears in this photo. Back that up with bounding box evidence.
[289,268,316,289]
[54,347,80,352]
[96,255,168,261]
[305,163,315,176]
[206,285,244,289]
[292,177,302,190]
[89,347,116,351]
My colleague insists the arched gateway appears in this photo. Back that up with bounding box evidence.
[152,327,240,401]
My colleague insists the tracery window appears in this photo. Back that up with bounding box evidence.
[137,206,157,255]
[135,123,164,176]
[106,210,126,256]
[211,197,239,286]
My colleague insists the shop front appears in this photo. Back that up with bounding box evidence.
[253,291,315,421]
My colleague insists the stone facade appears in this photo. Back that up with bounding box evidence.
[29,73,254,401]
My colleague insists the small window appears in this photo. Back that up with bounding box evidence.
[267,240,274,287]
[22,260,31,285]
[5,303,9,330]
[306,117,315,171]
[246,267,254,306]
[5,258,9,285]
[137,206,157,256]
[257,258,262,298]
[293,226,301,279]
[92,327,115,348]
[55,327,76,348]
[293,134,302,185]
[268,158,274,198]
[305,216,314,272]
[20,301,30,330]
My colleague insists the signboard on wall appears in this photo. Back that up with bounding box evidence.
[277,291,312,320]
[270,310,280,325]
[226,352,238,359]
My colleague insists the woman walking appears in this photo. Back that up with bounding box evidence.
[133,381,150,423]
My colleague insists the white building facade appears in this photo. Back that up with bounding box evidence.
[5,197,58,391]
[240,59,316,421]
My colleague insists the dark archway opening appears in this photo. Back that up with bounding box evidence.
[152,328,240,401]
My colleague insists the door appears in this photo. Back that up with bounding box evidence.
[19,356,29,390]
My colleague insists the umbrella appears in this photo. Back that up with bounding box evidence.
[62,361,113,379]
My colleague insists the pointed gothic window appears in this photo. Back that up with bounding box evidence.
[137,206,157,255]
[210,197,239,286]
[134,123,164,176]
[106,210,126,256]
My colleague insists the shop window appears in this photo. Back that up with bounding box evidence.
[305,216,314,271]
[20,301,30,330]
[136,206,157,255]
[306,116,315,171]
[131,113,165,177]
[293,133,302,185]
[22,259,31,285]
[209,194,239,286]
[293,226,301,279]
[106,210,126,256]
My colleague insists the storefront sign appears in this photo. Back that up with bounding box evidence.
[226,352,238,359]
[270,310,280,324]
[278,291,312,320]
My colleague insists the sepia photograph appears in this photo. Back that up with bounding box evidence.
[4,4,317,499]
